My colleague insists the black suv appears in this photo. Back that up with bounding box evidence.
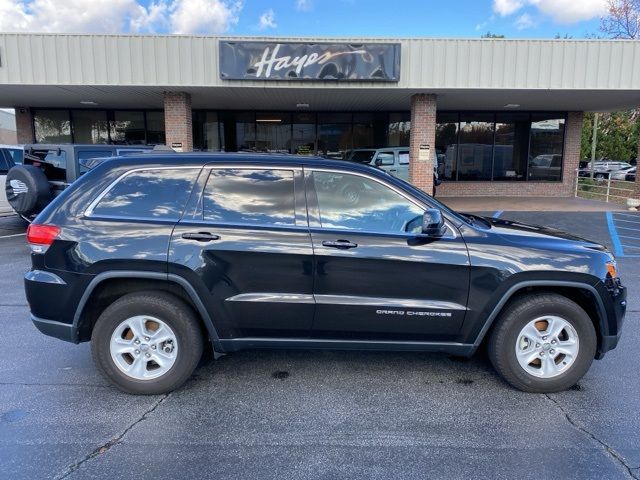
[25,154,626,394]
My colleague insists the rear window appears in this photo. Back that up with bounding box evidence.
[91,168,199,220]
[203,168,295,226]
[350,151,376,163]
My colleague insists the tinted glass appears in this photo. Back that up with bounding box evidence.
[350,150,376,163]
[6,148,23,164]
[528,114,565,182]
[494,113,529,181]
[203,169,295,226]
[388,112,410,147]
[93,169,198,219]
[458,113,495,181]
[0,152,8,173]
[318,123,352,159]
[312,171,423,234]
[34,110,72,143]
[376,152,394,166]
[292,112,316,155]
[145,111,166,145]
[110,111,146,144]
[353,112,387,149]
[256,113,291,153]
[436,113,459,180]
[72,110,109,144]
[78,150,114,175]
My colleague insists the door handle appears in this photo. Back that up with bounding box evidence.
[322,239,358,249]
[181,232,220,242]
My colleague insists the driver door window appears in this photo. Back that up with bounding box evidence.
[311,171,424,234]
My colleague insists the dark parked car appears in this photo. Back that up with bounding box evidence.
[4,144,152,220]
[26,154,626,394]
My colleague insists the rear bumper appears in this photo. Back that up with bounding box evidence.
[31,315,78,343]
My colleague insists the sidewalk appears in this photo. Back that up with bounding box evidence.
[437,196,627,213]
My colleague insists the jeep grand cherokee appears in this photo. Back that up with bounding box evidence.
[24,154,627,394]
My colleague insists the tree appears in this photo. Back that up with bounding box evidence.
[481,32,505,38]
[580,111,640,161]
[600,0,640,39]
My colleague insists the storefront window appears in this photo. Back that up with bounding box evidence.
[388,112,410,147]
[353,112,387,149]
[292,112,316,155]
[318,113,352,159]
[436,113,458,180]
[71,110,109,144]
[528,114,565,182]
[34,110,72,143]
[256,112,291,153]
[235,113,256,152]
[110,111,146,144]
[457,113,495,181]
[494,113,529,181]
[145,111,166,145]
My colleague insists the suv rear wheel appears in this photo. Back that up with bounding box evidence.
[488,293,596,393]
[91,291,204,394]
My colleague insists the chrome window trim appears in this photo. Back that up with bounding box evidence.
[84,166,202,218]
[308,167,457,238]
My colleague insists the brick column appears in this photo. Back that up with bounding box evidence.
[15,108,34,144]
[562,111,584,196]
[409,94,436,193]
[163,92,193,152]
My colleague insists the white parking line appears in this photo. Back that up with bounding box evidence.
[613,212,640,219]
[612,218,640,225]
[0,233,26,239]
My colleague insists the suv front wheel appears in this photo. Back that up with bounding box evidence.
[91,291,204,394]
[488,293,597,393]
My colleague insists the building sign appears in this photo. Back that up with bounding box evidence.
[219,41,401,82]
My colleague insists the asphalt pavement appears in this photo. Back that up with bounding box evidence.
[0,212,638,479]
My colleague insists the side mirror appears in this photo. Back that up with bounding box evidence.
[374,158,382,167]
[422,209,446,237]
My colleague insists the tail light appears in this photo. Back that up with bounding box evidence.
[26,224,60,253]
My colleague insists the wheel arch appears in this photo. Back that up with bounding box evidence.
[471,280,607,356]
[73,271,221,350]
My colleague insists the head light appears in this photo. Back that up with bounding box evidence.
[606,262,618,278]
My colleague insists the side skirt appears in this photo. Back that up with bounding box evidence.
[217,338,475,356]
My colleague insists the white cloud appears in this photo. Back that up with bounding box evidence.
[258,8,276,30]
[493,0,524,16]
[529,0,607,24]
[0,0,243,34]
[170,0,243,34]
[514,13,535,29]
[492,0,607,24]
[296,0,312,11]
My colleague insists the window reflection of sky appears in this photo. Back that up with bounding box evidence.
[313,172,423,233]
[94,169,198,219]
[204,169,295,226]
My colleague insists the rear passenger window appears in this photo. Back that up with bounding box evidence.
[203,169,295,226]
[91,169,199,220]
[398,151,409,165]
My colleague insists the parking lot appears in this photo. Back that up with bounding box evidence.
[0,210,639,480]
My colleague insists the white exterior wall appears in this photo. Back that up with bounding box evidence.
[1,34,639,91]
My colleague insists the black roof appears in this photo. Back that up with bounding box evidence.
[104,152,382,175]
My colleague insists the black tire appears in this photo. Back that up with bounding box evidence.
[91,291,204,395]
[488,293,596,393]
[5,165,51,217]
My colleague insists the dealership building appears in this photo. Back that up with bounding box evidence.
[0,33,639,197]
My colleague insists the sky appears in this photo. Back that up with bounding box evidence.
[0,0,610,39]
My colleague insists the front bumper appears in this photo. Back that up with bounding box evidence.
[596,278,626,359]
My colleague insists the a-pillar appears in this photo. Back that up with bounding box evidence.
[409,94,436,193]
[164,92,193,152]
